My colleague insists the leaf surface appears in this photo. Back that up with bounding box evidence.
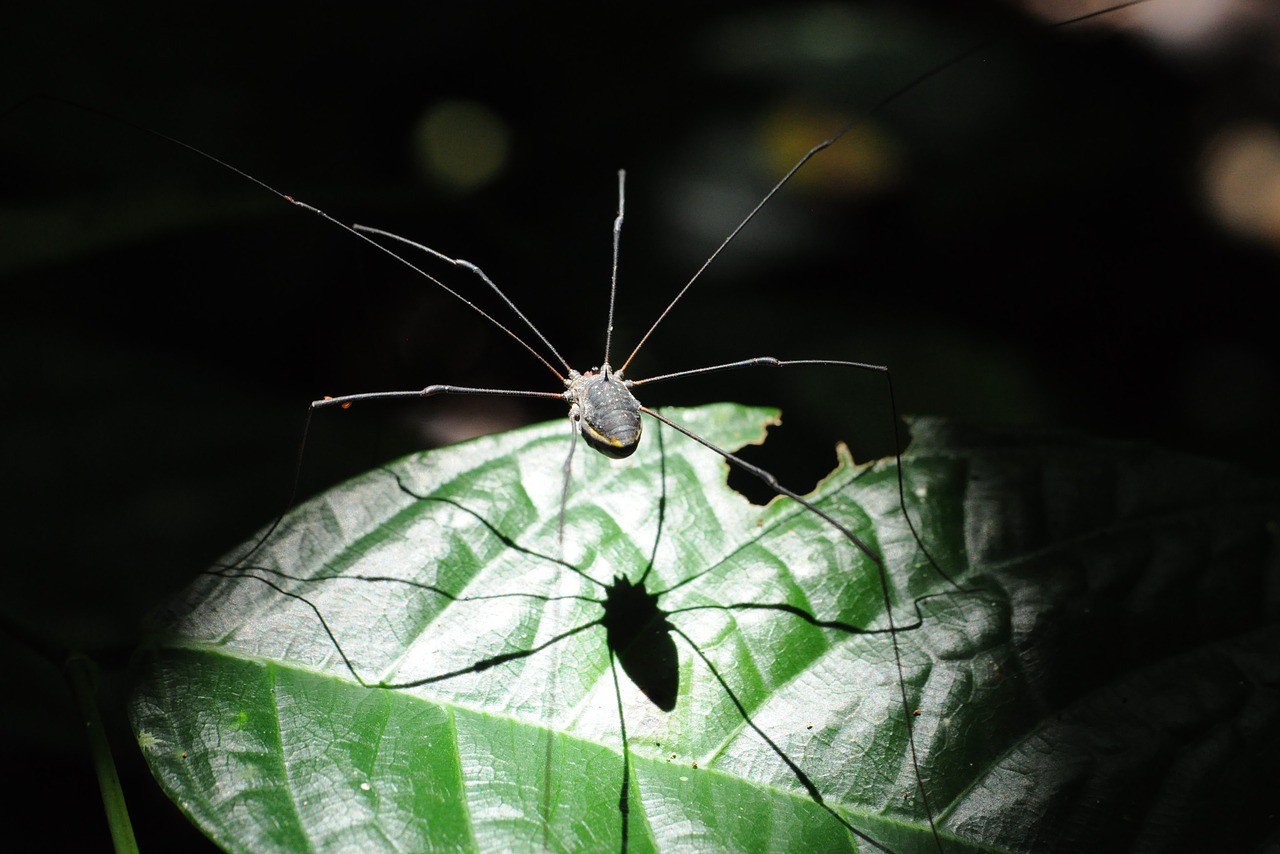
[129,405,1280,853]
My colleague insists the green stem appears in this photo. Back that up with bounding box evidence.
[65,653,139,854]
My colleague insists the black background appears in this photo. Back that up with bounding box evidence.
[2,1,1278,850]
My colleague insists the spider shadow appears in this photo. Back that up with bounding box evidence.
[199,416,956,854]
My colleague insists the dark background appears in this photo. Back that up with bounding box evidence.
[2,1,1277,850]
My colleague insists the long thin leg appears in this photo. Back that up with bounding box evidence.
[313,384,565,410]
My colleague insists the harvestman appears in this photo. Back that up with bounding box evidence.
[145,140,967,850]
[251,110,964,848]
[234,0,1153,571]
[52,86,959,853]
[22,75,965,852]
[41,3,1156,851]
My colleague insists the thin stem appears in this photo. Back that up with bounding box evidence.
[65,653,139,854]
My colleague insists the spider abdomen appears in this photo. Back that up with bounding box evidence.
[576,369,642,459]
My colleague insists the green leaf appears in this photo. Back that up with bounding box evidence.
[128,405,1280,853]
